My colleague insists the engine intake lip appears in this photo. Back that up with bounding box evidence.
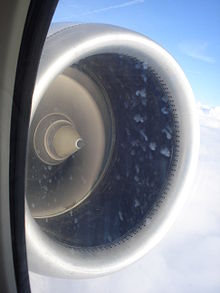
[25,24,200,278]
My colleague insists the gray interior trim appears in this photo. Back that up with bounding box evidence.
[0,1,30,292]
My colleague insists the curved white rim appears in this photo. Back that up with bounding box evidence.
[26,24,200,278]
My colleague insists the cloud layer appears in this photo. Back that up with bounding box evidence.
[179,41,215,63]
[81,0,144,16]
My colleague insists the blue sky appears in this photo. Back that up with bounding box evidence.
[53,0,220,106]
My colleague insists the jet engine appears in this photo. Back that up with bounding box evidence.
[25,23,199,278]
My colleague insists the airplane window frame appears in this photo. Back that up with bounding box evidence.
[0,0,57,292]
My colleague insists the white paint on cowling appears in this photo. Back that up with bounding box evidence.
[26,23,200,278]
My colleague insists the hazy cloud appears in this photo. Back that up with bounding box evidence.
[186,69,202,75]
[81,0,144,16]
[179,41,215,63]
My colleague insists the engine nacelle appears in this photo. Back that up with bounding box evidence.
[25,24,199,278]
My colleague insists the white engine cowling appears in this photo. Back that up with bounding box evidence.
[25,23,199,278]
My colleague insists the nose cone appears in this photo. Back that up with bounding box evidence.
[27,68,114,218]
